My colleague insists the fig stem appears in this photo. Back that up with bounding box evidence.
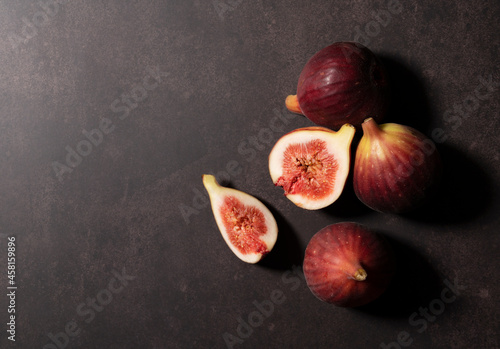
[202,174,221,194]
[337,123,356,141]
[285,95,303,115]
[354,268,367,281]
[361,117,382,139]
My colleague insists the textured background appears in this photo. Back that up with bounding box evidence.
[0,1,499,348]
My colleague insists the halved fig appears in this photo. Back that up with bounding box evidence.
[268,124,356,210]
[202,174,278,264]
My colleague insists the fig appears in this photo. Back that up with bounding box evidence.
[353,118,442,213]
[303,222,395,307]
[286,42,389,130]
[268,124,356,210]
[202,174,278,264]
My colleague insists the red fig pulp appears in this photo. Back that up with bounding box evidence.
[202,175,278,263]
[268,124,356,210]
[353,118,442,213]
[303,222,395,307]
[286,42,389,130]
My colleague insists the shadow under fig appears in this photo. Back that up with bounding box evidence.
[258,200,305,271]
[354,234,442,319]
[379,55,435,133]
[376,56,494,224]
[321,156,373,219]
[400,143,493,225]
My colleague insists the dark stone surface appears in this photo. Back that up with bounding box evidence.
[0,1,499,348]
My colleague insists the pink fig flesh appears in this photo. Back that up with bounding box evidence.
[202,174,278,264]
[269,125,356,210]
[219,196,269,256]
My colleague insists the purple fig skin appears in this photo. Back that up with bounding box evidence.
[353,118,442,213]
[287,42,390,130]
[303,222,395,308]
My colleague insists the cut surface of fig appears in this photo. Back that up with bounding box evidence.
[202,174,278,264]
[353,118,442,213]
[303,222,395,307]
[220,196,268,255]
[269,124,355,210]
[286,42,390,130]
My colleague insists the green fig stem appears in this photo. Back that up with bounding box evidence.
[353,268,367,281]
[285,95,303,115]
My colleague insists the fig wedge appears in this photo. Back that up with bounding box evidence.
[268,124,356,210]
[202,174,278,264]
